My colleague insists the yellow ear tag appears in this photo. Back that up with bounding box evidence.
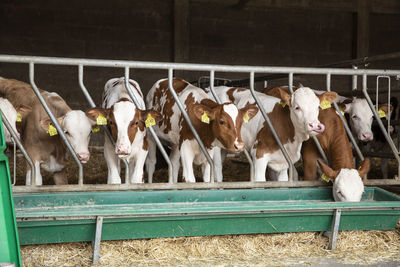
[96,114,107,125]
[145,113,156,128]
[16,112,22,122]
[321,173,330,183]
[243,111,250,123]
[320,99,331,110]
[92,125,100,133]
[378,109,386,118]
[46,124,58,136]
[280,101,286,108]
[201,112,210,124]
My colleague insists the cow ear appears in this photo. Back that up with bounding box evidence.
[319,92,338,104]
[85,107,110,125]
[240,104,258,122]
[39,116,64,133]
[378,103,393,114]
[193,103,215,123]
[264,87,291,107]
[338,98,353,113]
[317,159,339,181]
[140,109,162,123]
[357,158,370,178]
[16,105,32,118]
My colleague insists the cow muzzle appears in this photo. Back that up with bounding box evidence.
[360,131,373,142]
[116,144,131,158]
[77,152,90,164]
[308,122,325,136]
[233,141,245,152]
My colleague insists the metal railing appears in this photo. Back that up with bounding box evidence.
[0,55,398,193]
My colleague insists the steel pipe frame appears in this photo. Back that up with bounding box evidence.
[123,67,173,183]
[29,63,84,185]
[78,65,130,184]
[376,76,392,134]
[0,111,36,185]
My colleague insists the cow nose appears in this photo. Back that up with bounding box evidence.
[234,141,244,151]
[361,132,373,141]
[77,152,90,163]
[116,144,130,156]
[309,122,325,134]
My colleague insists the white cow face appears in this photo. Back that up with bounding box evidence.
[40,110,96,163]
[278,87,337,138]
[0,98,31,144]
[318,159,370,202]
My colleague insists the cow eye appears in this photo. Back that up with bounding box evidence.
[294,106,300,111]
[219,120,225,125]
[135,121,139,125]
[352,115,359,120]
[109,120,113,125]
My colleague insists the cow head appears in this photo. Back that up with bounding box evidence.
[318,159,369,202]
[273,87,337,138]
[40,110,97,163]
[86,101,162,159]
[192,100,258,152]
[0,98,31,144]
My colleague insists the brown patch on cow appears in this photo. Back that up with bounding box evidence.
[142,136,148,150]
[117,97,132,103]
[254,103,295,158]
[301,108,354,180]
[0,78,45,109]
[227,87,246,103]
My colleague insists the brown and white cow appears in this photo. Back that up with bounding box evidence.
[146,78,258,183]
[213,86,335,181]
[86,77,162,184]
[0,78,98,185]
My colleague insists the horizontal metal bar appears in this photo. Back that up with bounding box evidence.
[0,54,399,76]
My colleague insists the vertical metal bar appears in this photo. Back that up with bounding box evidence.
[1,108,36,185]
[352,65,358,90]
[92,216,103,264]
[328,74,365,162]
[208,70,255,181]
[376,76,392,134]
[249,71,294,182]
[78,65,130,184]
[13,139,16,185]
[29,62,84,185]
[288,72,294,94]
[328,209,341,250]
[124,67,173,183]
[362,74,400,178]
[168,68,216,182]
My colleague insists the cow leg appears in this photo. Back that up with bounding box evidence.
[213,147,223,182]
[53,170,68,185]
[180,141,196,183]
[276,169,289,181]
[104,136,121,184]
[254,156,268,182]
[381,158,389,179]
[145,135,157,183]
[170,145,180,183]
[129,148,147,183]
[301,143,319,181]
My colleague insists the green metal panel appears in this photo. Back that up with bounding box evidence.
[0,114,22,266]
[14,187,400,245]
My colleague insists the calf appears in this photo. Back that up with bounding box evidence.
[87,77,162,184]
[0,97,31,144]
[318,158,369,202]
[146,78,258,183]
[0,78,98,185]
[214,86,336,181]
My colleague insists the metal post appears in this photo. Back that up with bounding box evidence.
[92,216,103,264]
[0,112,36,185]
[376,76,391,134]
[249,72,295,182]
[362,74,400,178]
[123,67,173,183]
[12,139,16,186]
[29,62,84,185]
[208,70,255,182]
[78,65,130,184]
[352,65,358,90]
[328,209,341,250]
[168,68,216,182]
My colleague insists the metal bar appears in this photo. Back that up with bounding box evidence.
[376,76,391,133]
[352,65,358,91]
[11,178,400,193]
[0,55,399,76]
[249,72,294,182]
[92,216,103,264]
[328,209,341,250]
[29,63,84,185]
[0,110,36,185]
[362,74,400,178]
[78,65,130,184]
[167,69,215,182]
[208,70,255,182]
[123,67,173,184]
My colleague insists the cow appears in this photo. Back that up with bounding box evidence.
[145,78,259,183]
[213,86,336,182]
[0,97,31,144]
[0,78,98,185]
[318,158,369,202]
[86,77,162,184]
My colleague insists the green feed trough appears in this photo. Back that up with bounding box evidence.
[13,187,400,245]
